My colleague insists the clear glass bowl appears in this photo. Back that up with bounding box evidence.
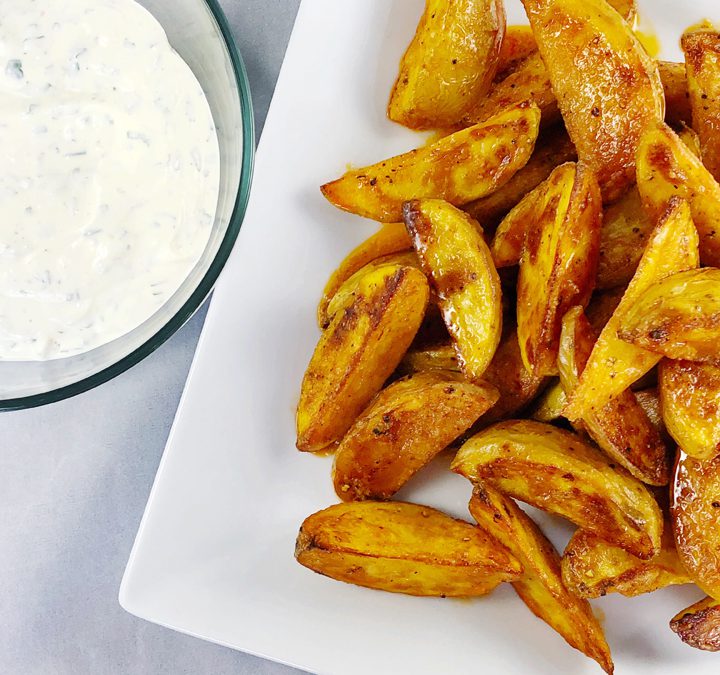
[0,0,254,410]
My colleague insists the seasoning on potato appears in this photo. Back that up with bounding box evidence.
[670,596,720,652]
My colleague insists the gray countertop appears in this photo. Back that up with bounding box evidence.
[1,2,301,673]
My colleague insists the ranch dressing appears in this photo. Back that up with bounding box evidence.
[0,0,220,360]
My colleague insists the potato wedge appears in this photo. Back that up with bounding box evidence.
[388,0,505,130]
[297,265,429,451]
[295,501,521,596]
[672,451,720,600]
[529,379,567,423]
[660,360,720,461]
[558,307,671,485]
[404,199,502,380]
[517,163,602,375]
[635,388,664,436]
[318,222,412,328]
[321,102,540,223]
[521,0,664,202]
[618,268,720,362]
[585,288,624,333]
[670,596,720,652]
[332,372,498,501]
[682,27,720,181]
[661,61,692,126]
[564,198,699,420]
[398,341,460,375]
[496,25,537,80]
[469,485,613,674]
[452,420,663,558]
[636,121,720,266]
[561,527,690,599]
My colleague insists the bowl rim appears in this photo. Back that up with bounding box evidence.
[0,0,255,412]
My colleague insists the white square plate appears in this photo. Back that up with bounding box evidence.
[120,1,720,673]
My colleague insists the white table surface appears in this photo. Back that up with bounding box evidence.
[0,2,302,673]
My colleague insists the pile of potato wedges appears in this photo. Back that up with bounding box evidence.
[295,0,720,670]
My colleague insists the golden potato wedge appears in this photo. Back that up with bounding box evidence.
[660,360,720,461]
[332,372,498,501]
[318,222,412,328]
[297,265,429,452]
[673,451,720,600]
[521,0,664,202]
[677,123,703,158]
[670,596,720,652]
[295,501,522,596]
[561,527,690,600]
[682,27,720,181]
[529,379,567,423]
[321,102,540,223]
[564,198,699,420]
[496,25,537,80]
[469,485,613,674]
[452,420,663,558]
[661,61,693,126]
[618,268,720,362]
[403,199,502,380]
[558,307,671,485]
[517,163,602,375]
[465,125,577,231]
[388,0,505,130]
[636,121,720,266]
[398,341,460,375]
[635,388,664,436]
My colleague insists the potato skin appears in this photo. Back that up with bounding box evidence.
[521,0,664,202]
[453,420,663,558]
[404,199,502,381]
[661,61,693,126]
[469,486,613,674]
[398,341,460,375]
[672,451,720,600]
[297,265,429,451]
[388,0,505,130]
[332,372,498,501]
[670,596,720,652]
[295,501,521,596]
[529,379,566,423]
[321,102,540,223]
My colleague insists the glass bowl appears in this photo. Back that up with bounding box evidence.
[0,0,254,410]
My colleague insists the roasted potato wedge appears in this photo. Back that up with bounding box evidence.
[529,379,567,422]
[564,198,699,420]
[660,360,720,461]
[295,501,522,596]
[618,268,720,362]
[670,596,720,652]
[404,199,502,380]
[318,222,412,327]
[636,121,720,266]
[388,0,505,130]
[321,102,540,223]
[332,372,498,501]
[496,25,537,80]
[521,0,664,202]
[561,527,690,599]
[661,61,692,126]
[469,485,613,674]
[398,341,460,374]
[517,163,601,375]
[672,451,720,600]
[558,307,671,485]
[297,264,429,451]
[452,420,663,558]
[682,26,720,181]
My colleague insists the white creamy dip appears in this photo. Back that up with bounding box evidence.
[0,0,220,360]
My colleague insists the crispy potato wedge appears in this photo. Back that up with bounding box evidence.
[295,501,522,596]
[660,360,720,461]
[332,372,498,501]
[661,61,693,126]
[469,485,613,674]
[677,123,703,158]
[388,0,505,130]
[398,341,460,375]
[672,451,720,600]
[618,268,720,362]
[670,596,720,652]
[404,199,502,380]
[321,102,540,223]
[682,27,720,181]
[318,223,412,327]
[452,420,663,558]
[636,121,720,266]
[517,163,601,375]
[530,379,567,422]
[297,265,429,451]
[496,25,537,80]
[564,198,699,420]
[558,307,671,485]
[561,527,690,599]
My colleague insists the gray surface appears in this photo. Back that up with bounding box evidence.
[0,1,302,673]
